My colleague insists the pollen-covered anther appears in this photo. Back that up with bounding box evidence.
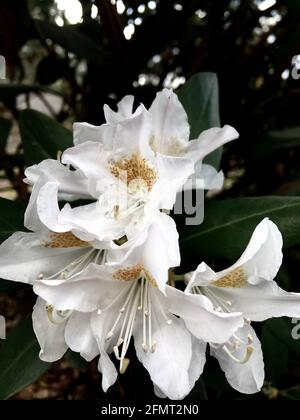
[113,265,157,287]
[212,266,247,288]
[120,358,130,374]
[113,264,144,282]
[109,153,157,192]
[45,232,88,248]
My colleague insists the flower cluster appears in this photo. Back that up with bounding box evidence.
[1,89,300,399]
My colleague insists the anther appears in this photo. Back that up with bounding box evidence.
[120,358,130,374]
[151,341,157,353]
[167,319,172,325]
[38,273,44,280]
[97,309,102,315]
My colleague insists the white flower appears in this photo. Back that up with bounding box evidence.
[75,89,239,190]
[0,315,5,339]
[24,89,238,244]
[32,212,243,400]
[185,218,300,394]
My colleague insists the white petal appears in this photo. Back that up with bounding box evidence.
[185,262,218,291]
[32,297,68,362]
[185,126,239,164]
[142,213,180,292]
[195,163,224,190]
[156,153,195,209]
[133,300,192,400]
[73,122,117,146]
[97,351,118,393]
[242,218,283,284]
[166,286,244,343]
[59,202,125,242]
[113,105,153,157]
[62,142,113,197]
[34,263,129,312]
[24,175,52,233]
[118,212,180,292]
[149,89,190,152]
[65,311,99,361]
[25,159,89,200]
[215,280,300,322]
[91,308,119,392]
[37,182,72,232]
[188,337,207,391]
[0,231,85,284]
[104,95,134,124]
[152,343,207,402]
[211,324,264,394]
[188,218,283,288]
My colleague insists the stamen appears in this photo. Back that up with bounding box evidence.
[120,358,130,374]
[222,345,254,364]
[46,248,98,281]
[109,153,157,192]
[151,340,157,353]
[44,232,88,248]
[46,304,72,325]
[248,334,254,345]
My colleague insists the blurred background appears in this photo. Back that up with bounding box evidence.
[0,0,300,400]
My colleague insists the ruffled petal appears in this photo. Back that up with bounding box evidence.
[34,263,130,312]
[166,286,244,343]
[185,126,239,164]
[104,95,134,124]
[65,311,99,361]
[149,89,190,153]
[211,324,264,394]
[0,231,85,284]
[133,300,192,400]
[32,297,68,362]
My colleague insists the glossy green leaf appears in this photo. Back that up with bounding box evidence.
[178,72,222,168]
[66,351,88,370]
[19,109,73,166]
[262,321,289,383]
[0,198,26,243]
[255,126,300,158]
[0,317,50,400]
[180,196,300,261]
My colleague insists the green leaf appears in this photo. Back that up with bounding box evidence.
[34,19,109,66]
[0,116,12,149]
[178,72,222,168]
[66,350,88,370]
[0,198,26,243]
[263,318,300,356]
[262,321,289,383]
[0,317,50,400]
[255,127,300,158]
[0,198,26,291]
[180,196,300,261]
[19,109,73,166]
